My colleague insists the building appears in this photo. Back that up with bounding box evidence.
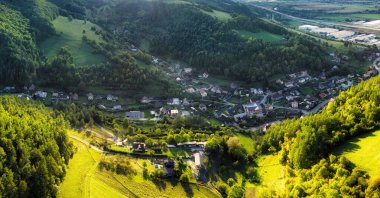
[299,25,319,31]
[113,105,122,111]
[34,91,47,98]
[132,142,145,152]
[168,98,180,105]
[184,68,192,73]
[243,102,263,117]
[170,109,179,117]
[182,111,190,117]
[291,101,299,108]
[125,111,144,119]
[87,93,94,101]
[199,89,207,97]
[141,96,153,104]
[163,159,175,176]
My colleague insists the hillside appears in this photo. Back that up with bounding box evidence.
[40,16,106,66]
[334,129,380,177]
[0,96,73,197]
[93,0,333,83]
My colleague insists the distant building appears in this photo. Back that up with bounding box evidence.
[299,25,319,31]
[125,111,144,119]
[132,142,145,152]
[87,93,94,101]
[170,109,179,117]
[34,91,47,98]
[291,101,299,108]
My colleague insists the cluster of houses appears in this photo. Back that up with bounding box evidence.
[299,24,380,45]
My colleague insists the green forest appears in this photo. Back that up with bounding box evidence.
[0,96,73,197]
[95,0,332,83]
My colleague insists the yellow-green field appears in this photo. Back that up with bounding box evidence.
[334,129,380,177]
[245,154,286,196]
[236,133,255,154]
[59,138,221,198]
[40,16,105,66]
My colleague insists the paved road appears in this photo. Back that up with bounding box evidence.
[250,4,380,34]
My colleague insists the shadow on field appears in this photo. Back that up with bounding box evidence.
[181,182,194,198]
[152,179,167,191]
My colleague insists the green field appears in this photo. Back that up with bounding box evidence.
[58,139,102,198]
[40,16,105,66]
[60,137,221,198]
[246,154,286,196]
[235,30,284,43]
[236,133,255,154]
[334,129,380,177]
[201,9,232,22]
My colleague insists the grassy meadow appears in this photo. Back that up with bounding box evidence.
[59,137,221,198]
[201,9,232,22]
[40,16,105,66]
[334,129,380,177]
[235,29,284,43]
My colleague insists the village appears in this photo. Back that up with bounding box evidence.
[1,43,380,182]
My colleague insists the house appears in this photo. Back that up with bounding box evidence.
[34,91,47,98]
[243,102,264,117]
[141,96,153,104]
[199,89,207,98]
[291,101,299,108]
[199,104,207,111]
[182,111,190,117]
[3,86,15,92]
[125,111,144,119]
[284,81,294,88]
[211,86,222,94]
[160,107,168,115]
[107,94,118,101]
[132,142,146,152]
[250,88,264,95]
[182,98,190,106]
[168,98,180,105]
[186,87,196,93]
[319,92,328,99]
[52,92,59,99]
[170,109,179,117]
[113,105,122,111]
[163,159,175,177]
[184,68,192,73]
[87,93,94,101]
[194,152,202,168]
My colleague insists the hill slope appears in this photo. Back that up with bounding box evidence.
[334,129,380,177]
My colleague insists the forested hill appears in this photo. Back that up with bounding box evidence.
[0,4,41,85]
[94,0,332,83]
[261,75,380,169]
[0,96,73,197]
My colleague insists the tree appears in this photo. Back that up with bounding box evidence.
[228,185,245,198]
